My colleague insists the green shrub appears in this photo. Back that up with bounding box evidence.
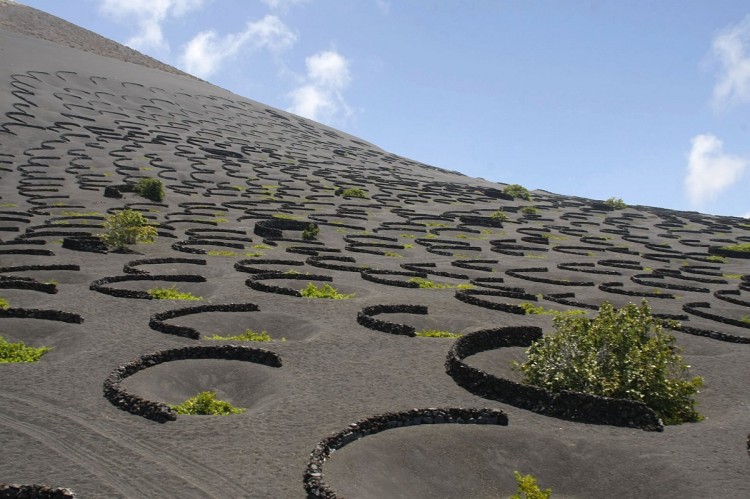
[408,277,473,290]
[521,206,538,215]
[135,177,165,202]
[0,335,50,363]
[706,255,727,263]
[518,302,585,316]
[208,329,272,342]
[415,330,462,338]
[148,285,202,301]
[0,297,8,310]
[207,250,236,257]
[302,224,320,240]
[337,188,367,198]
[170,391,245,415]
[515,301,703,425]
[491,210,509,222]
[604,197,627,210]
[720,243,750,253]
[99,209,157,250]
[510,471,552,499]
[503,184,531,201]
[300,282,354,299]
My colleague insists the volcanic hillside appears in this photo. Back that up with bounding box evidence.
[1,4,749,498]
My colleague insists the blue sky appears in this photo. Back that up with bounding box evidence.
[15,0,750,217]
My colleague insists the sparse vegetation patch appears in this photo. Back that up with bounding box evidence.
[148,285,202,301]
[0,335,50,363]
[300,282,354,299]
[170,391,245,415]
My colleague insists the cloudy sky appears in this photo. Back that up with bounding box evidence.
[15,1,750,217]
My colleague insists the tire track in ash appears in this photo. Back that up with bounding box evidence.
[0,392,250,497]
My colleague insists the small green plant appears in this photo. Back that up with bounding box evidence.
[521,206,538,215]
[338,188,367,198]
[300,282,354,299]
[60,211,105,217]
[135,177,165,202]
[170,391,245,415]
[415,330,462,338]
[302,224,320,241]
[518,302,585,316]
[408,277,473,290]
[706,255,727,263]
[723,273,742,280]
[252,244,273,249]
[99,209,157,250]
[720,243,750,253]
[510,471,552,499]
[273,213,300,220]
[515,301,703,425]
[208,329,272,341]
[245,251,264,258]
[503,184,531,201]
[491,210,509,222]
[207,250,236,257]
[0,297,8,310]
[148,285,202,301]
[0,202,17,208]
[0,335,50,363]
[741,315,750,325]
[604,197,627,210]
[384,251,402,258]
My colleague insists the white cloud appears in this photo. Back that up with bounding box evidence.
[375,0,391,15]
[711,15,750,109]
[261,0,309,11]
[99,0,204,52]
[685,134,747,206]
[288,50,353,123]
[180,15,297,78]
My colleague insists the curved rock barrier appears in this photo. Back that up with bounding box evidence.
[103,345,282,422]
[708,245,750,259]
[0,307,83,324]
[0,275,57,294]
[445,326,663,431]
[360,269,426,288]
[505,267,595,287]
[246,272,332,297]
[149,302,260,339]
[0,484,76,498]
[303,407,509,498]
[123,257,206,275]
[90,274,206,299]
[356,304,428,336]
[454,288,537,314]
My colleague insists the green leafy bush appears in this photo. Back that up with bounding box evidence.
[337,188,367,198]
[518,302,585,316]
[0,335,50,363]
[148,285,202,301]
[491,210,509,222]
[302,224,320,240]
[521,206,538,215]
[99,209,157,249]
[720,243,750,253]
[510,471,552,499]
[135,177,165,202]
[415,329,462,338]
[604,197,627,210]
[170,391,245,415]
[208,329,272,342]
[515,301,703,425]
[300,282,354,299]
[408,277,473,290]
[706,255,727,263]
[503,184,531,201]
[0,297,8,310]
